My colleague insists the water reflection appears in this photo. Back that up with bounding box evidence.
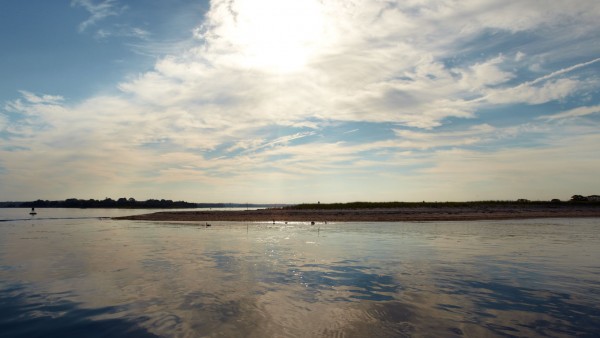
[0,217,599,337]
[0,283,157,338]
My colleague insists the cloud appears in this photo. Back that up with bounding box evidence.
[0,113,7,131]
[94,26,151,40]
[17,91,64,105]
[515,52,526,62]
[477,57,600,106]
[456,0,599,33]
[539,105,600,121]
[485,78,581,105]
[528,58,600,86]
[411,133,600,200]
[116,0,600,129]
[228,131,317,154]
[72,0,126,33]
[460,56,514,89]
[2,0,600,201]
[393,124,496,149]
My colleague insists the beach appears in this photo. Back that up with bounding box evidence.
[114,204,600,222]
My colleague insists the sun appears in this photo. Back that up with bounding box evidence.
[225,0,327,73]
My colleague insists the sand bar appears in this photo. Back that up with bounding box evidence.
[114,204,600,222]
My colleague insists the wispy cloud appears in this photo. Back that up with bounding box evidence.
[94,25,150,40]
[71,0,126,33]
[481,57,600,105]
[539,105,600,121]
[17,91,64,105]
[529,58,600,86]
[228,131,317,154]
[393,124,496,150]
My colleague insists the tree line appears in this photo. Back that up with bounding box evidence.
[0,198,288,209]
[0,198,197,209]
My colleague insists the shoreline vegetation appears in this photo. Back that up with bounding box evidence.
[2,198,599,222]
[0,198,283,209]
[114,200,600,222]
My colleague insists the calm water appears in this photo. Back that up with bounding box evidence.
[0,209,599,337]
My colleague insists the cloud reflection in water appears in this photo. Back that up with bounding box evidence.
[0,218,599,337]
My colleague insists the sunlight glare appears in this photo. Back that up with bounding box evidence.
[230,0,326,73]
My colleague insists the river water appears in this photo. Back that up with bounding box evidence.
[1,209,599,337]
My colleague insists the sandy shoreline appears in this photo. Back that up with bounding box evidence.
[114,205,600,222]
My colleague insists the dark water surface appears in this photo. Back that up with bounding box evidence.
[1,210,599,337]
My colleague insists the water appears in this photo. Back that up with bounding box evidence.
[0,208,253,222]
[0,209,599,337]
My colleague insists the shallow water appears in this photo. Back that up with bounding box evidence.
[0,210,599,337]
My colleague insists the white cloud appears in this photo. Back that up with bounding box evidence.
[479,57,600,106]
[540,105,600,121]
[113,0,600,130]
[2,0,600,201]
[515,52,526,62]
[18,91,64,105]
[393,124,496,149]
[72,0,126,33]
[94,26,151,40]
[528,57,600,86]
[486,78,580,105]
[411,133,600,200]
[232,131,317,154]
[461,0,599,33]
[460,56,514,89]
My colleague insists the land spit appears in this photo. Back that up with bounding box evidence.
[114,204,600,222]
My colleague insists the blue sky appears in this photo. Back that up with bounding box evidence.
[1,0,599,203]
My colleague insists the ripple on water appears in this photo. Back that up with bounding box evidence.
[0,216,599,337]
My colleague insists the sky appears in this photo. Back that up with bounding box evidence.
[1,0,599,203]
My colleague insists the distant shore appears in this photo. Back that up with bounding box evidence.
[114,204,600,222]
